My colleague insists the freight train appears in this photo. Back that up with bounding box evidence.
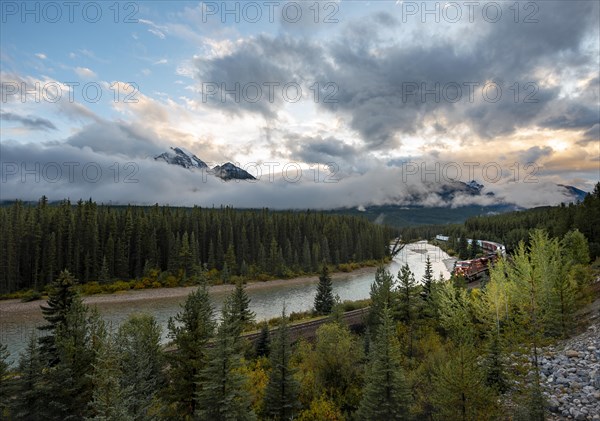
[435,235,506,280]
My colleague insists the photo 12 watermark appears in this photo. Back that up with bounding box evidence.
[398,1,539,24]
[1,1,140,24]
[1,161,140,184]
[1,81,140,104]
[199,1,340,24]
[397,161,540,184]
[201,81,338,104]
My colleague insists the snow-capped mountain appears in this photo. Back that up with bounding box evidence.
[155,147,208,169]
[154,147,256,181]
[212,162,256,181]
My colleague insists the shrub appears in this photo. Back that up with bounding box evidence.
[80,282,103,295]
[20,289,42,302]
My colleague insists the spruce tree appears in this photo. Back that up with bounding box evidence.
[195,307,256,421]
[116,314,165,420]
[255,322,271,358]
[263,309,300,420]
[12,336,50,420]
[227,280,256,332]
[0,343,12,417]
[357,306,410,421]
[422,255,434,303]
[38,269,80,366]
[397,264,420,357]
[49,301,105,420]
[165,284,215,418]
[431,344,498,421]
[314,264,334,315]
[367,266,396,335]
[87,335,132,421]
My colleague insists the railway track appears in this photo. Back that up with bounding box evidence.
[243,307,369,344]
[164,307,370,353]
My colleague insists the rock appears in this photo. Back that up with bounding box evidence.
[567,350,581,358]
[548,398,560,413]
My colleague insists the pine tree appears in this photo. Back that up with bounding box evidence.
[224,243,237,275]
[255,322,271,358]
[458,235,469,260]
[314,264,334,315]
[483,333,509,394]
[12,336,51,420]
[87,335,132,421]
[226,280,256,332]
[431,344,498,421]
[49,302,105,420]
[422,255,434,303]
[116,314,165,420]
[263,309,300,420]
[367,266,396,335]
[38,269,80,366]
[397,264,420,357]
[0,343,11,417]
[165,285,215,418]
[357,306,410,421]
[195,307,256,421]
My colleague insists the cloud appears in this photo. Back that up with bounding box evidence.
[0,111,57,131]
[74,67,97,79]
[185,2,598,152]
[0,141,587,210]
[35,53,47,60]
[139,19,168,39]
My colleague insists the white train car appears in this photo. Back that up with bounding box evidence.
[435,235,506,256]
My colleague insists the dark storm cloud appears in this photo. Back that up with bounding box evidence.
[194,35,327,118]
[283,133,361,166]
[541,103,600,131]
[193,2,598,150]
[0,111,57,131]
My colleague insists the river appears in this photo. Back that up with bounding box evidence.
[0,241,454,364]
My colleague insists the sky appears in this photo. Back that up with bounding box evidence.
[1,0,599,209]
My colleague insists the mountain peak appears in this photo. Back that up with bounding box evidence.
[154,147,256,181]
[212,162,256,181]
[155,146,208,169]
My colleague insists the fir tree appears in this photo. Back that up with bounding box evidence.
[314,264,334,315]
[12,336,50,420]
[422,255,434,303]
[38,269,80,366]
[263,309,300,420]
[0,343,12,417]
[195,307,256,421]
[357,306,411,421]
[165,285,215,418]
[86,335,132,421]
[255,322,271,358]
[483,333,509,394]
[431,344,498,421]
[116,314,165,420]
[226,280,256,332]
[397,264,420,357]
[367,266,396,335]
[49,301,105,420]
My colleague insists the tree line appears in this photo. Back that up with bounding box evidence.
[0,227,592,420]
[0,198,395,294]
[400,182,600,259]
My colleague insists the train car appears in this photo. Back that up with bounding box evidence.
[453,253,499,279]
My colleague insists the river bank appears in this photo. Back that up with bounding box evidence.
[0,265,377,316]
[0,241,453,364]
